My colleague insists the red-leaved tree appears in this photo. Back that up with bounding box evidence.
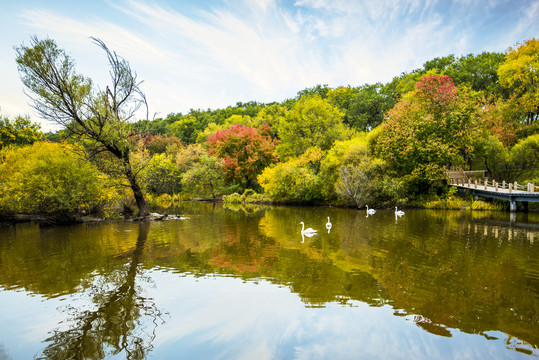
[141,133,182,155]
[207,124,278,189]
[414,75,458,115]
[375,74,479,195]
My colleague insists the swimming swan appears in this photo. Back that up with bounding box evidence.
[395,207,405,217]
[366,205,376,215]
[326,217,332,233]
[300,222,317,234]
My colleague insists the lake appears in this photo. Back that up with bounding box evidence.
[0,203,538,359]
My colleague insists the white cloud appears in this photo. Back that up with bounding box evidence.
[3,0,536,129]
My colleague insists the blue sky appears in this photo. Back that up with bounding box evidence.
[1,0,538,130]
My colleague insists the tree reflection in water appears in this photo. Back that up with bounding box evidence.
[37,222,167,360]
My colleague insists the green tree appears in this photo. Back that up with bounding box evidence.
[445,52,506,95]
[181,155,225,199]
[347,84,394,131]
[296,84,331,99]
[0,115,43,148]
[508,134,539,181]
[472,133,539,182]
[472,135,511,180]
[423,55,456,72]
[139,153,182,195]
[16,36,151,216]
[168,115,199,145]
[255,103,287,137]
[276,95,349,160]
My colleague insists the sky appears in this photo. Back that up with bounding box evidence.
[1,0,538,131]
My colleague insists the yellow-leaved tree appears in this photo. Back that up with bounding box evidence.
[498,38,539,125]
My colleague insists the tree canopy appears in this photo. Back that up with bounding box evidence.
[0,115,43,148]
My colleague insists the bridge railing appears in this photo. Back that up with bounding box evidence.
[449,177,536,193]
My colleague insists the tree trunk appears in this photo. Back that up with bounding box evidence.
[130,178,150,217]
[123,157,150,217]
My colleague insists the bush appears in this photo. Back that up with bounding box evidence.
[258,148,324,202]
[222,193,243,203]
[222,189,270,204]
[0,142,112,215]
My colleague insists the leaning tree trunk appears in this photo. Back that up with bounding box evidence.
[123,156,150,217]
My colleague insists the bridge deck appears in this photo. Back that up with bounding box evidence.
[451,183,539,211]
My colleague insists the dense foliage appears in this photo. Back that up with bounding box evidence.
[375,75,479,195]
[4,37,538,216]
[208,124,278,190]
[0,142,111,215]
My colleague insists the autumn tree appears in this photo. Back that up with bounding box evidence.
[141,133,182,155]
[498,39,539,124]
[375,75,479,195]
[207,124,278,189]
[16,36,152,216]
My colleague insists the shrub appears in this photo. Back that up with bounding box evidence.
[258,148,324,202]
[0,142,112,215]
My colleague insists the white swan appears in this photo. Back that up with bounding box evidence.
[326,217,332,233]
[300,221,317,235]
[395,206,405,217]
[366,205,376,216]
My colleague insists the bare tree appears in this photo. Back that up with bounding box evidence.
[336,165,373,208]
[16,36,151,216]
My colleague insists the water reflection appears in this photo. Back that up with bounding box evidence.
[36,222,166,359]
[23,222,165,359]
[0,205,537,358]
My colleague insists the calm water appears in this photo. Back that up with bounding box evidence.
[0,203,538,359]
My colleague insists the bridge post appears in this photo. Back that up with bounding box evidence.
[484,180,488,190]
[495,181,499,192]
[474,180,477,189]
[510,199,517,212]
[509,183,512,193]
[502,180,505,189]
